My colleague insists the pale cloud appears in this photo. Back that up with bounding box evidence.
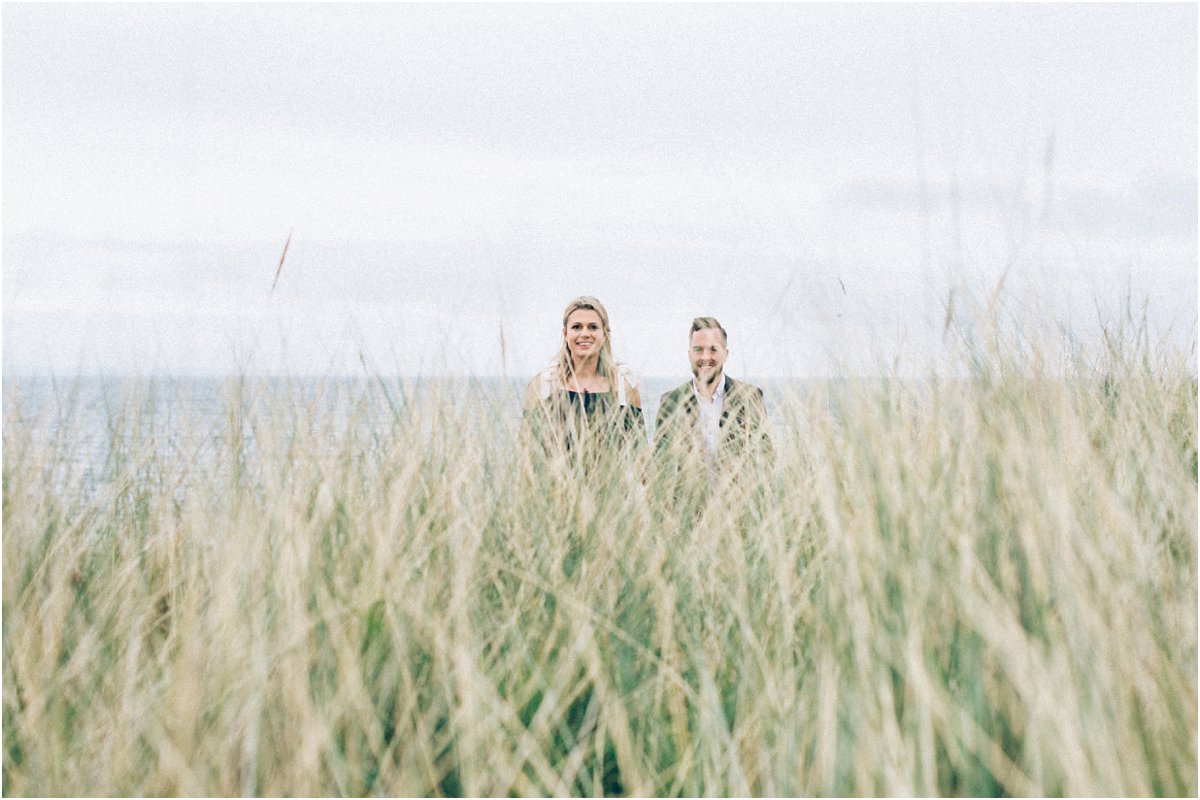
[3,3,1195,377]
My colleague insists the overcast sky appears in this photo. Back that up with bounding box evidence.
[3,3,1196,378]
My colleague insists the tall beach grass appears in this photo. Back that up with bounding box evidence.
[3,314,1196,796]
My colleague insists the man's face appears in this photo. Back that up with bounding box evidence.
[689,328,729,386]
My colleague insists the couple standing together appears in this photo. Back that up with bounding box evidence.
[522,296,773,476]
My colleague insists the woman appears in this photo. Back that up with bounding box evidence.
[522,296,646,459]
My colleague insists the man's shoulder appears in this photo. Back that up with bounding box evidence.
[725,376,764,400]
[658,381,693,406]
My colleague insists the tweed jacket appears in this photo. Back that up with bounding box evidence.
[653,375,773,470]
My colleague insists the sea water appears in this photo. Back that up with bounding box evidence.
[3,373,833,500]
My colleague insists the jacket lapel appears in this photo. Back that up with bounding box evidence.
[673,383,702,443]
[680,383,699,417]
[718,376,734,429]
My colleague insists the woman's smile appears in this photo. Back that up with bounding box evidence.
[565,308,606,358]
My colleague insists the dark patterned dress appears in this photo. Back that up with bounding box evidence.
[523,389,646,461]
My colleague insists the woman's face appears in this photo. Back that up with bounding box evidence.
[564,308,606,361]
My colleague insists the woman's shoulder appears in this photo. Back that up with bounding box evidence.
[524,365,559,407]
[614,363,641,407]
[614,362,638,387]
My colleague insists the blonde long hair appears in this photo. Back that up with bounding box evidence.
[555,296,618,389]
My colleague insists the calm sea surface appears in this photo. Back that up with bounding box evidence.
[4,374,827,493]
[4,374,818,434]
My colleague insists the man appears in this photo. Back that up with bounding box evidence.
[654,317,773,477]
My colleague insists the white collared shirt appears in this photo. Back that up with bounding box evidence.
[691,376,725,457]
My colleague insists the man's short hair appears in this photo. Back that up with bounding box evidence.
[690,316,728,345]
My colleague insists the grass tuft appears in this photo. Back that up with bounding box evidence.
[3,316,1195,796]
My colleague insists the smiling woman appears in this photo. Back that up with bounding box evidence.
[521,296,646,460]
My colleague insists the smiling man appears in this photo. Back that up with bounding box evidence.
[654,317,773,479]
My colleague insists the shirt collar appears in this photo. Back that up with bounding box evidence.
[691,374,726,402]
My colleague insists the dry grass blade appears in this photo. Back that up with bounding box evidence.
[2,312,1195,796]
[270,229,293,295]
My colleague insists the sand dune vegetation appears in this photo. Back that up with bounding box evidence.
[3,314,1196,796]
